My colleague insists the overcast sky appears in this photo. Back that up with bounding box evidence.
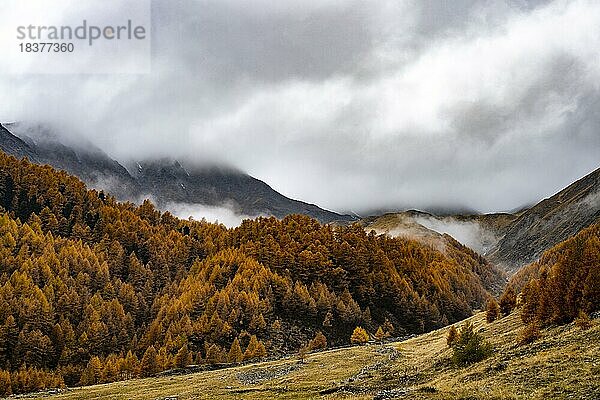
[1,0,600,214]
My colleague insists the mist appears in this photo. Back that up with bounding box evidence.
[1,0,599,214]
[414,216,500,255]
[164,202,256,228]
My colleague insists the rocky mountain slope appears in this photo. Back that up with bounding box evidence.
[487,166,600,273]
[0,123,351,223]
[129,158,349,222]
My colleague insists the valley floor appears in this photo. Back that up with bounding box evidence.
[22,312,600,400]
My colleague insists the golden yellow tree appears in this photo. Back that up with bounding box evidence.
[350,327,369,344]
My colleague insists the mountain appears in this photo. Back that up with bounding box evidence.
[487,167,600,273]
[0,123,352,223]
[360,167,600,275]
[361,210,517,257]
[0,123,40,161]
[129,158,350,223]
[504,219,599,325]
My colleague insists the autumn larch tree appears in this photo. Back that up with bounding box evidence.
[173,344,192,368]
[375,326,386,342]
[228,338,243,363]
[308,331,327,350]
[486,298,500,323]
[446,325,458,347]
[499,287,517,316]
[350,327,369,344]
[140,346,159,377]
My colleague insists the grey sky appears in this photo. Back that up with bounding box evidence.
[1,0,599,214]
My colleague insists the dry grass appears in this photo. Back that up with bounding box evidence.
[28,312,600,400]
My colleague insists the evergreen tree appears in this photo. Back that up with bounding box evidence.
[451,322,493,366]
[227,338,243,363]
[350,327,369,344]
[486,298,500,323]
[140,346,159,377]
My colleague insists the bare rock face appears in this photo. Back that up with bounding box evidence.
[487,167,600,274]
[0,124,39,162]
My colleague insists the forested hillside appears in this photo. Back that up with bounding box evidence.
[506,220,599,327]
[0,152,501,394]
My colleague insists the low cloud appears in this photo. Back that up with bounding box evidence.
[1,0,599,214]
[414,216,500,255]
[165,201,256,228]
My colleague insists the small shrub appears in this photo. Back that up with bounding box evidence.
[575,310,592,330]
[486,298,500,323]
[451,322,493,366]
[308,331,327,350]
[517,323,541,345]
[446,325,458,347]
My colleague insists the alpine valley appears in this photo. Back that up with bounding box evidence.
[0,123,598,399]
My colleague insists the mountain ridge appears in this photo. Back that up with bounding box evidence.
[488,165,600,273]
[0,123,352,224]
[361,167,600,274]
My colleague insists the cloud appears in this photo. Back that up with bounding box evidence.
[164,201,255,228]
[1,0,599,214]
[414,216,500,255]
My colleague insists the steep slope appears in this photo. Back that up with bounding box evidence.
[506,219,600,324]
[2,122,140,199]
[0,123,351,223]
[130,159,348,222]
[0,124,40,162]
[488,167,600,273]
